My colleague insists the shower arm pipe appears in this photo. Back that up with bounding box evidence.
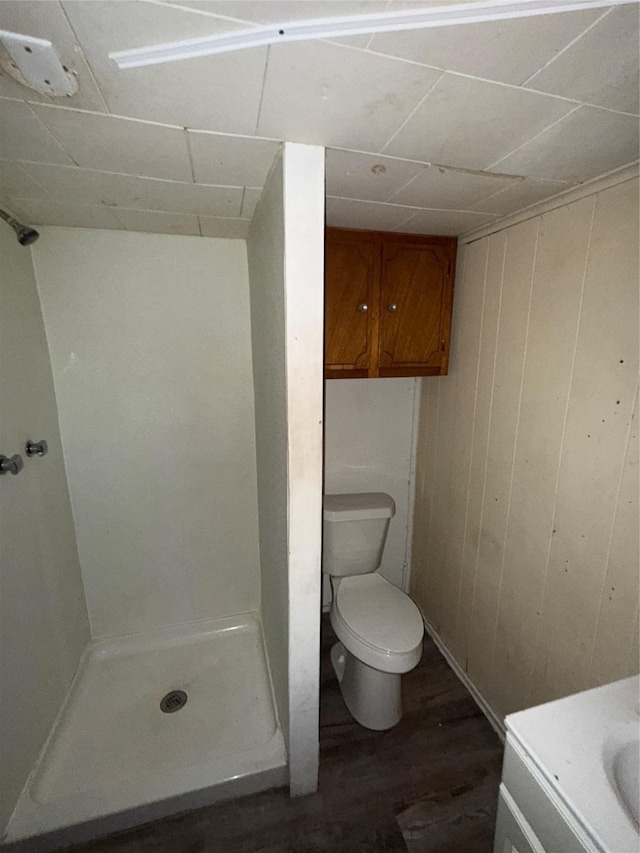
[0,207,39,246]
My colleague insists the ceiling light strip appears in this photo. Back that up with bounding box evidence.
[109,0,635,69]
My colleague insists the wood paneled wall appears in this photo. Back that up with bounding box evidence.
[411,177,639,718]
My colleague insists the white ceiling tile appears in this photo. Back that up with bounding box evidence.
[188,132,279,186]
[389,164,519,209]
[369,9,602,86]
[524,6,640,115]
[397,208,498,236]
[470,177,571,215]
[240,187,263,219]
[114,209,201,236]
[0,1,107,111]
[199,216,250,238]
[325,34,376,48]
[2,1,636,234]
[0,159,48,197]
[0,99,74,165]
[18,163,244,216]
[61,1,268,134]
[491,106,640,182]
[8,196,124,230]
[170,2,388,24]
[32,106,193,182]
[62,0,242,49]
[384,72,575,169]
[325,148,426,202]
[162,0,378,45]
[257,40,442,150]
[326,196,419,230]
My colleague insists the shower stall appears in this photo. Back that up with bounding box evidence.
[0,144,325,849]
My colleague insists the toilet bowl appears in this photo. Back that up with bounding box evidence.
[330,573,423,729]
[323,493,424,730]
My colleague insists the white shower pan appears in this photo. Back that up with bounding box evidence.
[6,612,287,848]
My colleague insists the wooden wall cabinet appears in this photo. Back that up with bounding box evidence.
[325,228,457,379]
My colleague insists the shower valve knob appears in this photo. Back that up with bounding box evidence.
[26,439,48,457]
[0,454,24,475]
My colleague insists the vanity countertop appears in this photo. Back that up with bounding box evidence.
[506,675,639,853]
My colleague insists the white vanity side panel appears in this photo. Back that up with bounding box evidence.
[501,742,595,853]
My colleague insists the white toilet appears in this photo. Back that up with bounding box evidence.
[323,492,424,730]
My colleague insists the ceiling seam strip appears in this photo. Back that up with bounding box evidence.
[378,70,446,155]
[320,39,635,115]
[184,127,197,183]
[11,160,52,198]
[13,98,283,138]
[253,45,271,136]
[32,198,250,219]
[383,164,524,207]
[5,56,634,134]
[390,211,427,231]
[58,0,110,114]
[14,159,247,191]
[327,195,501,216]
[520,6,614,87]
[23,101,81,168]
[329,145,432,167]
[385,168,436,204]
[484,104,582,172]
[465,176,573,211]
[141,0,260,27]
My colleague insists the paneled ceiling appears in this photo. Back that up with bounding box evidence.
[1,0,638,238]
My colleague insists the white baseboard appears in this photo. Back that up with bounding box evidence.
[422,614,506,742]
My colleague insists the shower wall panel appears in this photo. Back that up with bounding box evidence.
[32,231,261,638]
[0,227,89,834]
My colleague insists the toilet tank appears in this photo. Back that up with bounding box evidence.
[323,492,395,577]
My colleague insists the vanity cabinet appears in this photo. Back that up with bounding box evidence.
[324,228,456,379]
[494,676,640,853]
[494,739,590,853]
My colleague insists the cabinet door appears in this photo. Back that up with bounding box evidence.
[325,229,380,379]
[378,237,455,377]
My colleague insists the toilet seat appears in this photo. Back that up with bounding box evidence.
[330,574,424,674]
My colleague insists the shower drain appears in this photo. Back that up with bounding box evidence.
[160,690,188,713]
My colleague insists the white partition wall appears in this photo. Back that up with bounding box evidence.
[0,228,89,834]
[247,143,325,796]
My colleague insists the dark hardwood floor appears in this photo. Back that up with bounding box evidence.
[63,616,503,853]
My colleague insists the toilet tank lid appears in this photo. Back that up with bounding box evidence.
[323,492,395,522]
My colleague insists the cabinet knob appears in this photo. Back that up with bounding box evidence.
[358,303,368,312]
[388,303,397,312]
